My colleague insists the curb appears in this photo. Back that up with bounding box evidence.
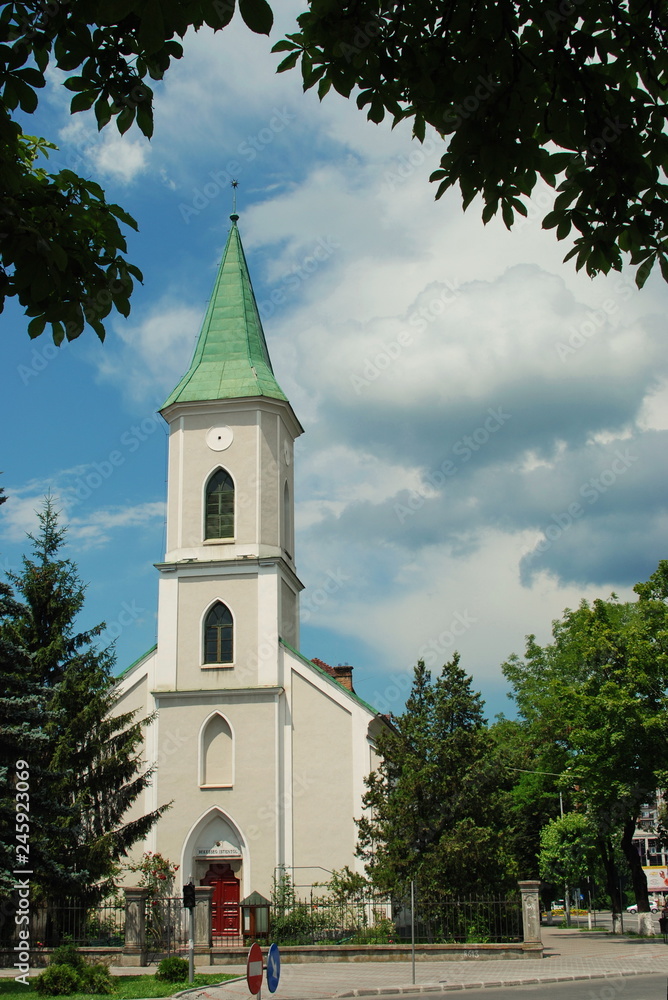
[335,969,646,995]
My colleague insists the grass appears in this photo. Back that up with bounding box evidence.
[0,973,238,1000]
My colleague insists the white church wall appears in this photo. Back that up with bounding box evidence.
[175,574,259,689]
[290,671,356,882]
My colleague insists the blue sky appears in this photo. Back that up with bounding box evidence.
[2,4,668,721]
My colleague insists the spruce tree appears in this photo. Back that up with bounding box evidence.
[3,497,169,903]
[357,654,515,906]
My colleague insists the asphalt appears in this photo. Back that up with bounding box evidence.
[172,923,668,998]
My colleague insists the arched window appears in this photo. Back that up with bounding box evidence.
[282,481,293,557]
[204,602,233,664]
[205,469,234,539]
[201,713,234,786]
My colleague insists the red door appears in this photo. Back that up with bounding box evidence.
[202,864,240,937]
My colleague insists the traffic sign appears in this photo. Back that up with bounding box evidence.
[247,942,263,996]
[266,944,280,993]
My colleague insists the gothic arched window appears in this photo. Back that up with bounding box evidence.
[205,469,234,539]
[204,602,233,664]
[282,480,293,557]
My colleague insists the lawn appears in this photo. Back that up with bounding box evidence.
[0,973,238,1000]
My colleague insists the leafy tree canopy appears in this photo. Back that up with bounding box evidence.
[539,812,599,889]
[3,0,668,345]
[502,560,668,913]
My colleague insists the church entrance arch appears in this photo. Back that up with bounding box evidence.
[202,863,240,938]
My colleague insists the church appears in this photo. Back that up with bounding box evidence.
[114,213,386,936]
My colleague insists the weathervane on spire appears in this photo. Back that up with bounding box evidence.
[231,179,239,221]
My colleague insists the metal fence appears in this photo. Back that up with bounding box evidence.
[393,893,522,944]
[269,895,393,945]
[269,892,522,946]
[22,898,126,948]
[144,897,188,957]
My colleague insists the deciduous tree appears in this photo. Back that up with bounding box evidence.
[503,562,668,917]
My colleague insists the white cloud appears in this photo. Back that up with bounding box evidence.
[68,502,165,549]
[58,114,149,185]
[98,302,203,403]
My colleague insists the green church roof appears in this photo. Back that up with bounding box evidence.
[162,215,287,409]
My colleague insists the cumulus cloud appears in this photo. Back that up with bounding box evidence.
[97,301,203,404]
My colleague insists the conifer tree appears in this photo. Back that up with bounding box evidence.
[356,654,515,905]
[2,497,168,903]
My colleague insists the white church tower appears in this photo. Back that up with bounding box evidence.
[156,211,303,694]
[116,215,384,938]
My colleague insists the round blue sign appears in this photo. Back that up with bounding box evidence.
[266,943,280,993]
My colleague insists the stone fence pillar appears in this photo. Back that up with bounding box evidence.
[518,880,542,946]
[123,887,149,966]
[194,885,214,960]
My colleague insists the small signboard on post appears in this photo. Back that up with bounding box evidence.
[247,942,263,997]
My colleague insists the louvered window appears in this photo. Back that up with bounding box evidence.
[204,602,233,664]
[206,469,234,539]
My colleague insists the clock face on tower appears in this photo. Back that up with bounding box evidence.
[206,426,234,451]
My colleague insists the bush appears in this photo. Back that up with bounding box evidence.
[155,956,189,982]
[79,963,113,994]
[50,944,85,970]
[35,964,81,995]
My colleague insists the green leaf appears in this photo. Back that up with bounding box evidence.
[70,90,97,113]
[64,76,89,93]
[203,0,235,29]
[94,97,113,130]
[271,39,297,54]
[28,315,46,340]
[136,102,154,139]
[239,0,273,35]
[542,211,561,230]
[276,51,299,73]
[138,0,166,55]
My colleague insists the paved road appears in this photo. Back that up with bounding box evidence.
[410,975,668,1000]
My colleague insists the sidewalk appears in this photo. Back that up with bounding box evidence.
[167,926,668,998]
[6,926,668,996]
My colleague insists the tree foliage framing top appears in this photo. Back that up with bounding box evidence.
[0,0,273,343]
[276,0,668,288]
[3,0,668,345]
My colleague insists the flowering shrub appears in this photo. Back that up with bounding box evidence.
[126,852,179,899]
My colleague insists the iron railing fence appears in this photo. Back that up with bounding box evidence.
[17,897,126,948]
[269,892,522,946]
[392,892,522,944]
[144,896,188,958]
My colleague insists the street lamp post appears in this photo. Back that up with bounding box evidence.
[509,767,571,927]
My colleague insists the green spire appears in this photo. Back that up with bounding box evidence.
[162,216,287,408]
